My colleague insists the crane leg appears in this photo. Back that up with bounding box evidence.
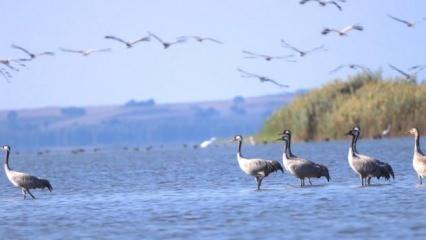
[26,189,36,199]
[21,189,27,199]
[420,176,423,185]
[361,177,364,186]
[308,178,312,185]
[255,176,263,190]
[367,177,371,186]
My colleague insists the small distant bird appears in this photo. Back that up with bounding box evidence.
[281,40,326,57]
[104,35,150,48]
[387,14,426,28]
[11,44,54,60]
[330,64,372,74]
[59,48,111,56]
[374,124,392,139]
[299,0,345,11]
[148,32,186,49]
[200,137,216,148]
[322,24,364,36]
[2,145,52,199]
[237,68,289,88]
[389,64,419,81]
[179,35,223,44]
[242,50,295,62]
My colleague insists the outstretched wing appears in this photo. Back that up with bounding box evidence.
[389,64,411,78]
[92,48,111,53]
[105,35,130,45]
[341,24,363,33]
[11,44,33,57]
[329,65,346,74]
[200,37,223,44]
[242,50,264,58]
[0,68,11,82]
[148,32,165,44]
[328,1,342,11]
[387,14,412,26]
[130,36,150,45]
[281,39,302,53]
[306,45,326,54]
[265,78,289,88]
[59,48,83,54]
[237,68,259,78]
[36,51,55,57]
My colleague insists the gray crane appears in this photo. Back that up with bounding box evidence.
[278,130,330,187]
[346,127,394,186]
[233,135,283,190]
[408,128,426,184]
[2,145,52,199]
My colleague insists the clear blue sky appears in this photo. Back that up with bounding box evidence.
[1,0,425,110]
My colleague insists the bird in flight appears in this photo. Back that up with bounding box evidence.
[408,65,426,72]
[11,44,55,61]
[104,35,150,48]
[388,64,423,81]
[179,35,223,44]
[59,48,111,56]
[148,32,187,49]
[0,58,27,72]
[387,14,425,28]
[322,24,364,36]
[237,68,289,88]
[281,40,327,57]
[330,64,372,74]
[299,0,345,11]
[242,50,295,62]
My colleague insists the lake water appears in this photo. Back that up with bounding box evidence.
[0,137,425,239]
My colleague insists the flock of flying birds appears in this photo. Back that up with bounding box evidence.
[0,32,223,83]
[1,1,426,88]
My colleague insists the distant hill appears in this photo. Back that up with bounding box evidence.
[0,93,298,148]
[258,73,426,141]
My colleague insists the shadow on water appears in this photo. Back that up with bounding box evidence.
[285,183,328,188]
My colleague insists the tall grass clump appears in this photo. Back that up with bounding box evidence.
[258,73,426,141]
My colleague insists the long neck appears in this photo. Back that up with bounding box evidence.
[4,150,10,171]
[237,140,243,158]
[351,133,359,155]
[286,135,295,158]
[415,134,423,155]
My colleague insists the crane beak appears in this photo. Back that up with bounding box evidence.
[345,131,352,136]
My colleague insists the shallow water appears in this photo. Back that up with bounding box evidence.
[0,137,425,239]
